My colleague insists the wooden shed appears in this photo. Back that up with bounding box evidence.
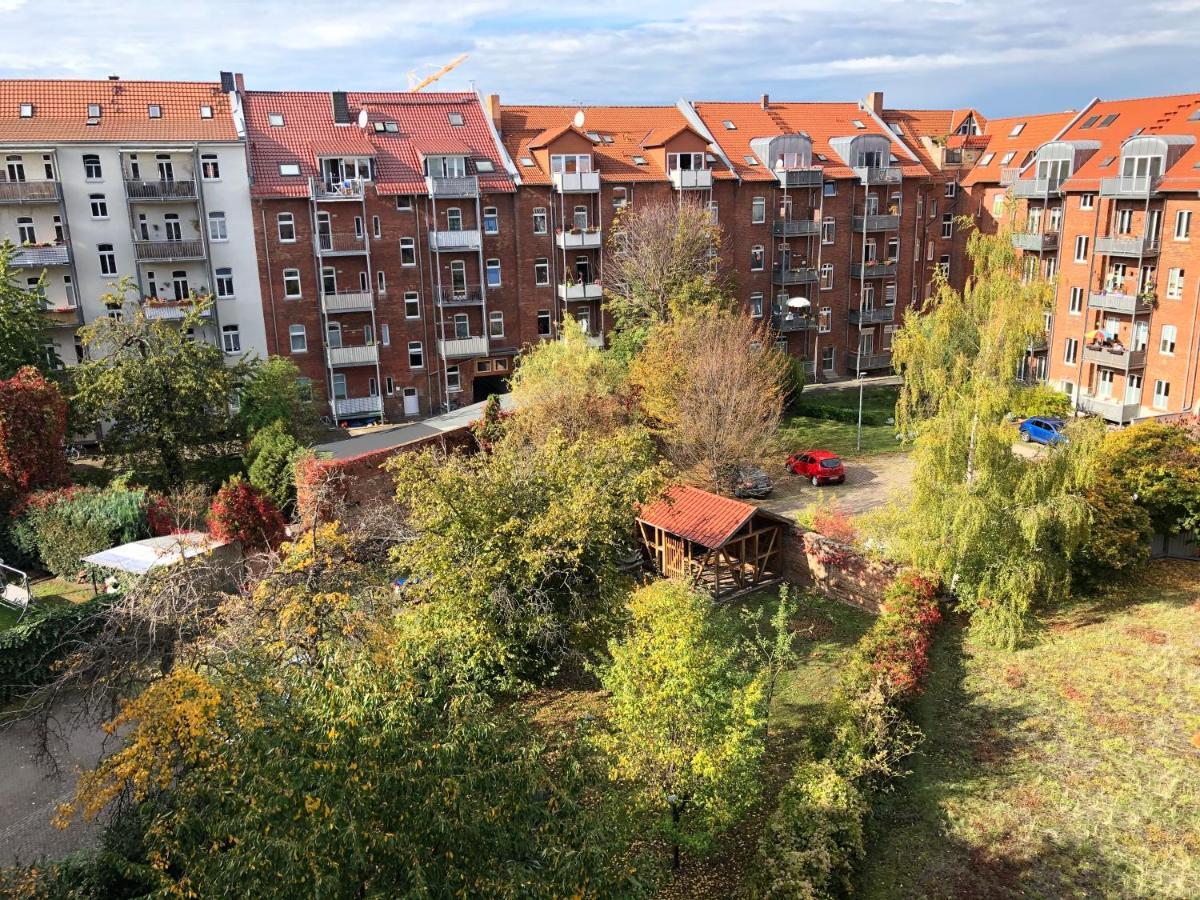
[636,484,789,599]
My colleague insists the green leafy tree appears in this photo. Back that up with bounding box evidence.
[1094,419,1200,534]
[0,243,55,377]
[878,228,1104,647]
[71,280,245,487]
[239,355,320,441]
[388,428,664,685]
[738,585,800,739]
[245,419,300,509]
[599,579,766,870]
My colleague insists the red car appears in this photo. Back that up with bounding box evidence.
[786,449,846,486]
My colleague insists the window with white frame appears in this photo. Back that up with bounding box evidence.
[613,187,628,209]
[408,341,424,368]
[400,237,416,266]
[215,267,234,298]
[385,376,395,396]
[992,193,1004,217]
[944,181,957,198]
[453,313,469,339]
[750,292,763,317]
[1153,379,1170,409]
[201,154,220,180]
[1117,208,1133,234]
[1069,286,1083,314]
[666,152,704,171]
[277,213,295,242]
[941,214,953,239]
[283,268,301,298]
[820,263,834,290]
[486,258,501,287]
[821,217,835,244]
[1080,194,1095,210]
[534,258,549,285]
[1175,209,1192,240]
[483,206,499,235]
[1063,337,1078,364]
[885,282,896,306]
[532,207,547,234]
[396,195,412,211]
[1160,324,1177,354]
[1074,235,1089,262]
[446,366,461,392]
[207,211,228,241]
[83,154,102,180]
[446,208,462,231]
[550,154,593,174]
[380,323,390,347]
[98,244,116,275]
[818,307,832,333]
[750,245,764,271]
[377,270,387,294]
[89,194,107,219]
[372,215,381,239]
[939,254,951,277]
[751,197,766,224]
[289,324,307,353]
[221,324,240,353]
[489,310,504,337]
[823,181,836,197]
[405,291,420,318]
[1167,267,1185,299]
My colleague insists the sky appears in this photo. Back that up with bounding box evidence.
[1,0,1197,117]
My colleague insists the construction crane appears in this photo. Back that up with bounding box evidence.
[408,54,468,92]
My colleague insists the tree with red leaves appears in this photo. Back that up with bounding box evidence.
[0,365,68,502]
[207,476,285,554]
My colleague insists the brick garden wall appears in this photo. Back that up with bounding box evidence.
[781,524,898,614]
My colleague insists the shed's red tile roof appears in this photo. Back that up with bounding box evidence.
[498,104,731,184]
[0,79,236,143]
[961,110,1079,187]
[637,484,757,549]
[690,100,928,182]
[244,90,514,198]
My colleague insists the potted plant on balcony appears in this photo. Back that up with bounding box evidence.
[888,203,899,215]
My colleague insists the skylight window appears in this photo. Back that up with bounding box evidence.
[385,122,399,133]
[87,103,101,118]
[148,104,162,119]
[852,119,866,129]
[200,105,213,119]
[585,130,600,141]
[1099,156,1115,167]
[1190,108,1200,122]
[979,152,995,166]
[1099,113,1119,127]
[889,123,902,135]
[743,155,758,165]
[723,120,736,130]
[816,153,827,162]
[268,113,284,127]
[519,156,535,167]
[1008,122,1026,136]
[1000,151,1016,165]
[373,121,385,132]
[632,155,646,165]
[1080,115,1100,129]
[475,159,495,173]
[278,162,301,176]
[601,134,614,144]
[19,103,32,118]
[448,112,465,126]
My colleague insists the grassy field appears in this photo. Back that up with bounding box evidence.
[858,560,1200,899]
[782,384,906,457]
[0,577,97,631]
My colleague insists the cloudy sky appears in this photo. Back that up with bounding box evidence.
[1,0,1196,116]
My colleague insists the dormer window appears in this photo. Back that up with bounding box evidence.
[426,155,466,178]
[268,113,285,127]
[667,152,705,172]
[87,103,101,118]
[550,154,593,174]
[447,112,465,126]
[148,105,162,119]
[200,105,213,119]
[19,103,33,118]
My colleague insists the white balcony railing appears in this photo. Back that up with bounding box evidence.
[557,282,603,301]
[553,171,601,193]
[327,344,379,367]
[669,169,713,190]
[1095,235,1159,257]
[1087,291,1154,315]
[426,175,480,198]
[1077,394,1140,423]
[321,291,374,313]
[853,166,902,185]
[11,244,71,267]
[555,228,603,249]
[440,335,488,358]
[429,229,481,252]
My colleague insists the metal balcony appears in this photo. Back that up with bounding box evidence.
[434,286,484,305]
[853,166,901,185]
[133,239,205,262]
[777,169,824,188]
[772,219,820,238]
[1011,177,1063,198]
[42,303,82,326]
[1095,235,1159,257]
[11,244,71,267]
[321,291,374,313]
[1082,345,1146,371]
[849,350,894,370]
[849,306,895,325]
[555,228,603,250]
[770,312,816,333]
[426,175,479,198]
[558,282,603,301]
[1087,291,1153,315]
[853,213,900,231]
[1011,231,1059,252]
[315,233,367,256]
[1100,176,1161,199]
[125,179,198,201]
[851,261,898,279]
[310,177,365,200]
[440,335,488,358]
[669,169,713,190]
[772,267,819,286]
[999,167,1020,186]
[333,396,383,418]
[142,298,213,321]
[1077,394,1140,423]
[0,180,60,203]
[429,229,481,252]
[553,171,600,193]
[327,344,380,367]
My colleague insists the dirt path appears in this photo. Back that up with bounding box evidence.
[760,452,916,519]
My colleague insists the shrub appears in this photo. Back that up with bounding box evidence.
[15,486,151,577]
[789,402,890,427]
[1094,420,1200,534]
[1010,383,1072,419]
[1073,473,1152,589]
[208,476,286,553]
[0,366,69,502]
[244,419,300,509]
[756,759,866,899]
[147,483,212,536]
[0,594,108,705]
[810,502,858,546]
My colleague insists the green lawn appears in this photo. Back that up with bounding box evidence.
[0,577,97,632]
[783,384,906,457]
[858,560,1200,899]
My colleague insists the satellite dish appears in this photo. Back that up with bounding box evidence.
[573,109,585,129]
[787,297,811,311]
[357,109,369,129]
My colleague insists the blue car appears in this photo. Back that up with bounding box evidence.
[1019,417,1067,446]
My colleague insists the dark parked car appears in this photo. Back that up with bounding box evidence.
[733,465,774,499]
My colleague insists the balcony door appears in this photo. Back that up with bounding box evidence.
[862,283,875,313]
[316,213,332,251]
[322,266,337,295]
[332,373,347,400]
[450,260,467,294]
[1028,206,1043,233]
[864,193,879,216]
[1125,373,1143,406]
[1147,209,1163,244]
[6,155,25,182]
[171,270,189,301]
[573,206,588,230]
[574,256,591,284]
[327,321,343,349]
[1098,369,1114,399]
[156,155,174,182]
[454,313,469,339]
[1133,321,1149,351]
[859,330,874,357]
[164,214,182,242]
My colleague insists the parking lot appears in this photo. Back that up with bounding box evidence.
[759,451,916,519]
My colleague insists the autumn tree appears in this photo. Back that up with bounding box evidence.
[604,198,726,351]
[1093,418,1200,534]
[0,366,68,501]
[876,228,1103,647]
[599,578,766,869]
[630,309,787,493]
[71,281,246,486]
[0,243,55,378]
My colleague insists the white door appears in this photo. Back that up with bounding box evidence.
[402,387,419,416]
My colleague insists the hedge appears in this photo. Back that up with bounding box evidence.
[0,595,109,706]
[790,403,892,428]
[12,486,152,578]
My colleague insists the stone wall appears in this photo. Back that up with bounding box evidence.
[781,525,898,615]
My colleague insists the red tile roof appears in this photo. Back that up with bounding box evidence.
[244,90,514,198]
[498,104,731,184]
[0,79,237,143]
[961,110,1078,187]
[637,484,758,549]
[691,101,928,182]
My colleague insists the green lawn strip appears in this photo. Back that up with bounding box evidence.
[783,385,904,457]
[858,560,1200,899]
[1,577,95,632]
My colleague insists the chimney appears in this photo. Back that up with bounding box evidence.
[866,91,884,116]
[219,71,235,93]
[331,91,350,125]
[234,72,246,94]
[108,74,119,81]
[485,92,501,130]
[760,93,770,110]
